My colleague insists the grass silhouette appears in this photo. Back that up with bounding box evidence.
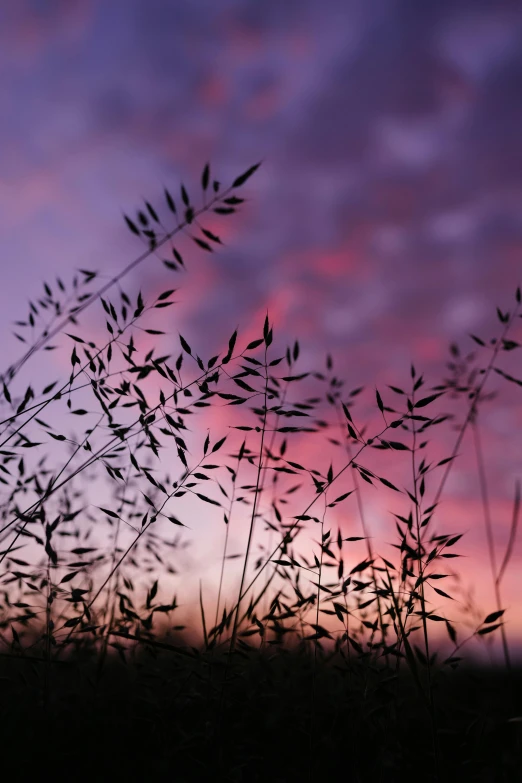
[0,162,520,781]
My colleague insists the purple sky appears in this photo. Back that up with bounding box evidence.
[1,0,522,647]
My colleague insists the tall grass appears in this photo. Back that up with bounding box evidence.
[0,162,520,781]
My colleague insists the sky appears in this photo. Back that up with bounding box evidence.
[1,0,522,653]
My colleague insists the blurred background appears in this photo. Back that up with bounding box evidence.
[1,0,522,655]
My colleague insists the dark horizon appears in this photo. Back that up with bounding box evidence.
[0,0,522,660]
[1,0,521,645]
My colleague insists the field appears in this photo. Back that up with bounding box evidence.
[0,163,520,781]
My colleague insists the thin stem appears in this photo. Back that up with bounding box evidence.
[230,346,269,651]
[472,416,511,671]
[410,381,440,781]
[308,498,327,782]
[335,405,388,663]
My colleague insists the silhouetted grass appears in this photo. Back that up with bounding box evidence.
[0,162,520,781]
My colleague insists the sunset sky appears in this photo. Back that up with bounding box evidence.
[1,0,522,653]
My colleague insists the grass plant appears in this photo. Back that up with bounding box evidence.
[0,162,520,781]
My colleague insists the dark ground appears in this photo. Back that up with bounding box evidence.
[1,641,521,782]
